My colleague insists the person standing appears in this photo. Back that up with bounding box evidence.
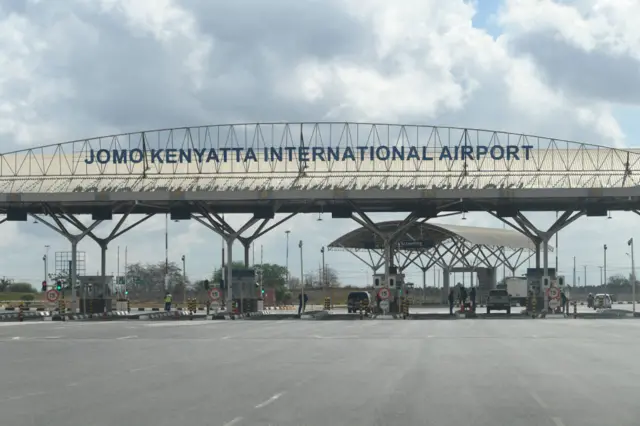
[164,292,173,311]
[470,286,477,312]
[448,288,455,315]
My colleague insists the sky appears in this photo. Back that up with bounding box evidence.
[1,0,640,289]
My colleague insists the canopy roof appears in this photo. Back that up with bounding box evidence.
[328,221,545,251]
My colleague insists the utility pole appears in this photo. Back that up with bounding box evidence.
[572,256,576,287]
[584,265,587,288]
[285,230,291,289]
[629,238,636,313]
[599,266,603,286]
[603,244,608,293]
[555,211,559,272]
[321,246,326,298]
[299,240,304,314]
[165,214,169,292]
[181,255,186,303]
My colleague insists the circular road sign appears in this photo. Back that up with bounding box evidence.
[378,288,391,300]
[380,300,390,312]
[45,289,60,303]
[549,298,561,309]
[208,288,221,301]
[548,287,560,299]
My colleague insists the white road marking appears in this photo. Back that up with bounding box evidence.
[255,392,284,409]
[128,365,158,373]
[11,336,20,340]
[45,336,63,339]
[530,391,548,409]
[1,391,46,402]
[222,336,231,340]
[223,416,243,426]
[117,335,137,340]
[312,335,323,339]
[552,417,566,426]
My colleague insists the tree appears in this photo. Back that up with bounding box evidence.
[211,262,290,302]
[9,283,36,293]
[125,261,188,295]
[0,277,13,292]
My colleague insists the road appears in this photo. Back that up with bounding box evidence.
[1,319,639,426]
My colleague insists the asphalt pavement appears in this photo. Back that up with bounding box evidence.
[1,318,640,425]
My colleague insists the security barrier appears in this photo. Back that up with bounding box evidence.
[324,297,331,311]
[532,296,537,318]
[18,303,24,322]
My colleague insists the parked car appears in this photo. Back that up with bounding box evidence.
[487,289,511,314]
[347,291,371,313]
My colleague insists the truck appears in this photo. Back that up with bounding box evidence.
[498,277,528,306]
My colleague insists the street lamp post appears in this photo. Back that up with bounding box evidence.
[604,244,608,292]
[629,238,636,313]
[181,255,186,303]
[299,240,304,314]
[321,246,326,297]
[285,230,291,288]
[43,245,50,288]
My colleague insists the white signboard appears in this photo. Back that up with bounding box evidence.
[380,300,390,313]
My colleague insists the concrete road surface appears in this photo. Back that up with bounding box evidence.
[1,319,640,426]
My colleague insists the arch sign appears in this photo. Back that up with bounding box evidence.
[377,288,391,300]
[208,288,221,301]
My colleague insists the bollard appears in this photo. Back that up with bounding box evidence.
[206,300,211,316]
[127,299,130,314]
[89,298,93,318]
[324,297,331,311]
[403,297,410,319]
[573,301,577,319]
[18,303,24,322]
[532,296,537,319]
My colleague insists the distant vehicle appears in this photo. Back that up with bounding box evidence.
[593,294,612,310]
[347,291,371,313]
[502,277,528,306]
[487,289,511,314]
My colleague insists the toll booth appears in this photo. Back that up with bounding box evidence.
[77,275,113,314]
[227,267,260,313]
[526,268,557,313]
[372,268,405,313]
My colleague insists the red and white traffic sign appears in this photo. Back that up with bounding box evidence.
[208,288,221,301]
[548,287,560,299]
[377,287,391,300]
[45,289,60,303]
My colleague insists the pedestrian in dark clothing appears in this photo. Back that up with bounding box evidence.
[448,289,455,315]
[460,286,467,305]
[561,291,567,313]
[470,287,477,312]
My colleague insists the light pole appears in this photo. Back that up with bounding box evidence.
[285,230,291,288]
[181,255,186,303]
[603,244,608,292]
[299,240,304,313]
[321,246,326,296]
[628,238,636,313]
[44,245,50,288]
[164,214,169,291]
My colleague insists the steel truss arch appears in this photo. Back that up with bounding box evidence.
[1,122,640,196]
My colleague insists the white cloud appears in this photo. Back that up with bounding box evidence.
[0,0,639,289]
